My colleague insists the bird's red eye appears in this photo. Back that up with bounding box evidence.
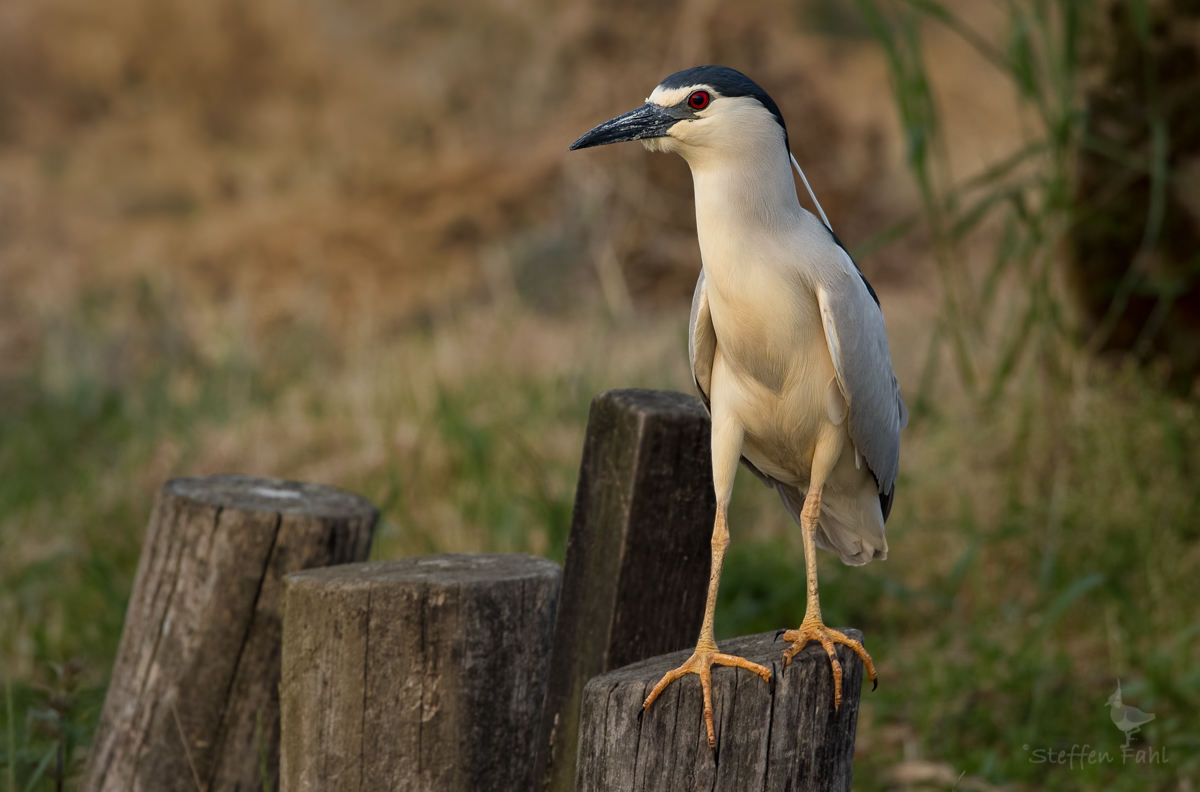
[688,91,710,110]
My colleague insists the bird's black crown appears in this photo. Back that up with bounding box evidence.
[659,66,789,148]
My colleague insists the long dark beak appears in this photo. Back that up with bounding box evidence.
[569,103,680,150]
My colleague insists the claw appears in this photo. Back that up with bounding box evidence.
[643,647,771,749]
[782,621,877,709]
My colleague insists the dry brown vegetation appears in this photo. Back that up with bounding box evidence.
[0,0,945,351]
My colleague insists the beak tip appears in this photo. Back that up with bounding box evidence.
[569,103,673,153]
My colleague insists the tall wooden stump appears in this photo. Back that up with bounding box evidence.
[83,476,377,792]
[576,630,864,792]
[280,554,562,792]
[535,389,718,792]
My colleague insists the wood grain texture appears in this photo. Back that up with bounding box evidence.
[535,389,718,792]
[576,630,864,792]
[280,554,562,792]
[83,476,377,792]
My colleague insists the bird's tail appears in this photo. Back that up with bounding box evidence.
[775,483,888,567]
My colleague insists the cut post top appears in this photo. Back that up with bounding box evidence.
[592,628,865,688]
[576,629,865,792]
[166,475,377,519]
[284,553,562,591]
[593,388,710,420]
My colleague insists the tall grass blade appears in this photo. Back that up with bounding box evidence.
[905,0,1009,71]
[20,747,54,792]
[1006,11,1040,100]
[849,213,918,261]
[958,139,1050,193]
[986,297,1039,406]
[979,213,1020,315]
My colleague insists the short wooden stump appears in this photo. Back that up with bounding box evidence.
[281,553,562,792]
[83,475,377,792]
[576,630,865,792]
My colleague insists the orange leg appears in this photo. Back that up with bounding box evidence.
[782,482,877,708]
[642,502,771,749]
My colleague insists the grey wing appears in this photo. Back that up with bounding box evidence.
[689,269,717,408]
[816,247,909,514]
[690,270,775,487]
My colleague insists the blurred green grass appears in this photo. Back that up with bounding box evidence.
[2,279,1198,790]
[722,366,1200,789]
[0,282,694,787]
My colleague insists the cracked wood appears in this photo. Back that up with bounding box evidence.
[535,389,717,792]
[280,554,561,792]
[82,475,377,792]
[576,630,863,792]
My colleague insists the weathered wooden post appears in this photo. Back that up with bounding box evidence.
[535,389,718,792]
[83,475,377,792]
[280,553,561,792]
[576,630,864,791]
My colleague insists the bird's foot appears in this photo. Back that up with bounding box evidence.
[642,644,771,749]
[782,618,877,709]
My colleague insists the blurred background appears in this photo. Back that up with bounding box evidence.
[1,0,1198,788]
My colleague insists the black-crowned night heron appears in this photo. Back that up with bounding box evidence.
[570,65,907,748]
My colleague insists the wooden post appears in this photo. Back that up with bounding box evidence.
[83,476,377,792]
[280,554,562,792]
[536,389,717,792]
[575,630,864,792]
